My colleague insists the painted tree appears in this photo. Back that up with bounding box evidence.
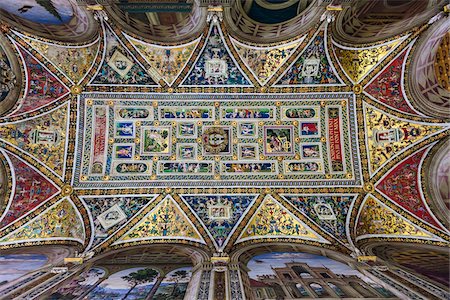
[169,270,189,297]
[121,268,158,300]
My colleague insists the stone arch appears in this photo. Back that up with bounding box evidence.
[0,33,22,116]
[407,17,450,118]
[91,244,210,271]
[366,242,450,288]
[0,0,98,43]
[223,0,325,43]
[309,282,330,297]
[424,137,450,228]
[0,150,11,223]
[103,1,207,43]
[332,0,443,44]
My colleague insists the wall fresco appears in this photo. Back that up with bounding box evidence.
[86,267,158,300]
[247,252,394,299]
[153,267,192,300]
[47,268,105,300]
[0,254,47,285]
[0,0,73,25]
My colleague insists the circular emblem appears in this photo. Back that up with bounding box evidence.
[202,127,228,154]
[61,184,73,196]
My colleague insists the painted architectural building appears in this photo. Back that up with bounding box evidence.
[0,0,448,299]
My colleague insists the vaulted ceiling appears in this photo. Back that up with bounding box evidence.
[0,0,448,275]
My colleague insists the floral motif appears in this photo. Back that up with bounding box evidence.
[364,104,442,174]
[376,147,442,229]
[119,196,202,242]
[366,48,417,114]
[277,31,339,85]
[284,195,354,243]
[356,196,432,238]
[182,24,250,86]
[1,199,84,242]
[0,153,59,228]
[181,195,255,248]
[83,196,154,248]
[0,103,68,176]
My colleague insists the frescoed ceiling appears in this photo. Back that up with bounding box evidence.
[0,1,448,269]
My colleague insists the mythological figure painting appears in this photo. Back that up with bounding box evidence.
[264,126,294,156]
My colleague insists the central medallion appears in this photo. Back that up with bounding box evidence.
[202,126,230,155]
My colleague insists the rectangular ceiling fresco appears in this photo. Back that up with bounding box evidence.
[74,94,361,188]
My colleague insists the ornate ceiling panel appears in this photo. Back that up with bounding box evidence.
[0,7,448,262]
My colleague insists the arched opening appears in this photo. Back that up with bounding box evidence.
[104,0,206,43]
[327,282,346,297]
[309,282,329,297]
[332,0,442,43]
[0,34,22,116]
[407,18,450,118]
[426,138,450,228]
[292,265,312,278]
[224,0,324,43]
[370,243,450,288]
[295,283,310,297]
